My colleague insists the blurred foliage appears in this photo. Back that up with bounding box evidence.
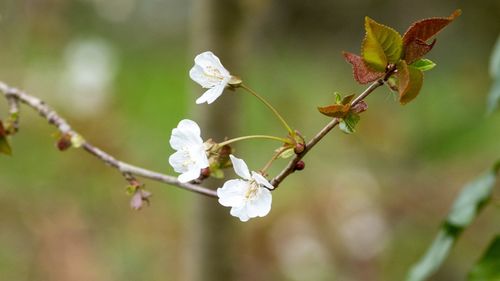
[406,162,499,281]
[468,235,500,281]
[0,0,500,281]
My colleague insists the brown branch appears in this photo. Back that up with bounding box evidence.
[0,81,217,198]
[270,68,396,188]
[0,65,394,197]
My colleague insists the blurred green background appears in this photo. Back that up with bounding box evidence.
[1,0,499,280]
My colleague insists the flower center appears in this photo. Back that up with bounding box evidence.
[245,180,259,200]
[204,66,224,81]
[181,147,196,168]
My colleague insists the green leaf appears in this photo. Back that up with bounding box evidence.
[397,60,424,105]
[487,36,500,114]
[447,171,497,227]
[339,112,360,134]
[407,229,456,281]
[279,147,295,159]
[468,235,500,281]
[411,59,436,72]
[490,36,500,78]
[0,135,12,156]
[362,17,403,72]
[406,163,499,281]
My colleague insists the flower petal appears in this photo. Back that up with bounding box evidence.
[178,167,201,183]
[194,51,230,77]
[217,179,248,207]
[251,171,274,190]
[189,64,220,88]
[168,150,188,173]
[229,154,251,180]
[193,145,209,168]
[246,188,272,218]
[195,84,226,104]
[230,205,250,222]
[170,119,203,149]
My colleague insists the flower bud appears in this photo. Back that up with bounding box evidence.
[294,143,305,154]
[57,133,72,151]
[294,160,305,171]
[200,167,211,179]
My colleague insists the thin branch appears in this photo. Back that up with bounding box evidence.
[0,66,394,197]
[0,81,217,198]
[270,68,396,188]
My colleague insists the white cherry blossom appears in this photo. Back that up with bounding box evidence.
[217,154,274,222]
[169,119,209,183]
[189,51,232,104]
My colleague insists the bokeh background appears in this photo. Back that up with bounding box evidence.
[1,0,499,280]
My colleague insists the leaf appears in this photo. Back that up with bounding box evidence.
[406,163,499,281]
[279,147,295,159]
[490,36,500,78]
[402,9,462,63]
[362,17,403,72]
[341,94,356,105]
[411,58,437,72]
[407,229,456,281]
[404,39,436,64]
[397,60,424,105]
[343,52,384,84]
[468,235,500,281]
[339,112,360,134]
[318,104,350,118]
[447,169,497,227]
[487,36,500,114]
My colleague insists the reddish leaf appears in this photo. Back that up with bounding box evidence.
[402,9,461,62]
[317,104,350,118]
[397,60,424,105]
[343,52,384,84]
[404,39,436,64]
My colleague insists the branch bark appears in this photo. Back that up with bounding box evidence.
[270,68,396,188]
[0,81,217,197]
[0,64,395,197]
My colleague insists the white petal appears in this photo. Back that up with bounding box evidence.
[229,154,251,180]
[217,179,248,207]
[230,205,250,222]
[170,119,203,149]
[169,150,188,173]
[194,51,230,77]
[178,167,201,183]
[246,188,272,218]
[189,64,219,88]
[251,171,274,190]
[195,84,226,105]
[193,145,209,168]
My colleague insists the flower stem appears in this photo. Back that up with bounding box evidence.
[240,84,294,135]
[260,146,288,175]
[218,135,292,147]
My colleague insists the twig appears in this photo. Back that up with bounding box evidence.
[270,68,396,188]
[0,66,394,197]
[0,81,217,198]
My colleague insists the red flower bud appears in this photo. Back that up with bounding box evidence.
[294,143,305,154]
[294,161,305,171]
[57,133,72,151]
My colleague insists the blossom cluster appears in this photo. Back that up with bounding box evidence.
[168,51,274,222]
